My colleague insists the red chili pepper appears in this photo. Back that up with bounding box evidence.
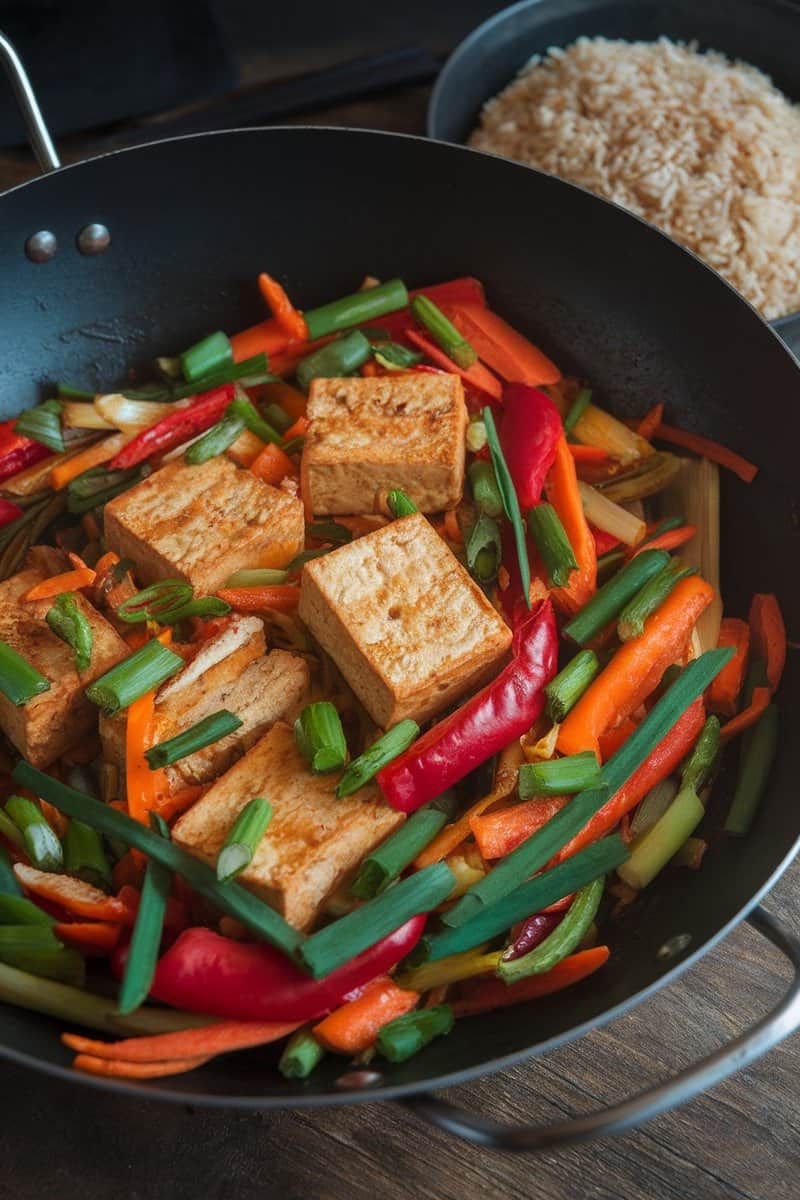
[128,916,427,1022]
[0,497,24,528]
[108,385,235,470]
[591,526,621,557]
[499,383,562,511]
[0,433,52,485]
[377,599,558,813]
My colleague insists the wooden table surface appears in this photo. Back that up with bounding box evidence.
[1,21,799,1200]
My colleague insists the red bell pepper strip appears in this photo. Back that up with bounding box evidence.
[591,526,621,557]
[139,916,427,1022]
[0,434,52,484]
[0,497,24,528]
[499,384,562,511]
[377,599,558,814]
[404,328,503,400]
[108,385,235,470]
[372,277,487,343]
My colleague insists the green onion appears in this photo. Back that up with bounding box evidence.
[467,460,503,518]
[680,715,720,794]
[184,412,246,465]
[386,489,418,518]
[377,1003,454,1062]
[118,854,171,1014]
[296,331,372,390]
[443,648,733,928]
[0,894,53,925]
[279,1028,326,1079]
[618,784,704,889]
[297,862,454,979]
[285,549,330,573]
[373,342,423,371]
[14,398,65,452]
[465,417,487,454]
[67,463,150,514]
[216,797,273,884]
[350,793,458,900]
[294,702,347,774]
[45,593,93,672]
[336,720,419,798]
[465,513,501,584]
[227,395,283,446]
[180,331,233,383]
[281,435,305,456]
[483,406,531,610]
[410,296,477,368]
[307,521,353,545]
[0,845,22,896]
[518,752,602,799]
[304,279,408,340]
[146,710,242,770]
[498,876,604,982]
[116,580,194,624]
[418,836,626,963]
[630,778,678,837]
[63,819,112,890]
[526,503,577,588]
[563,549,671,645]
[224,568,288,587]
[725,704,779,836]
[12,762,304,959]
[57,384,94,400]
[124,354,273,403]
[85,638,184,714]
[158,596,231,623]
[0,639,50,706]
[617,563,695,641]
[563,387,592,437]
[262,403,293,434]
[5,795,62,872]
[0,810,24,852]
[0,925,85,986]
[545,650,600,723]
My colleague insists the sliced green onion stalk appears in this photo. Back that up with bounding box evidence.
[725,704,779,836]
[261,402,293,434]
[465,418,487,455]
[465,513,501,584]
[617,563,696,642]
[336,720,419,798]
[85,638,184,714]
[67,463,150,514]
[281,435,305,456]
[618,784,705,890]
[118,857,171,1014]
[483,406,531,609]
[294,702,347,774]
[0,893,53,925]
[278,1028,326,1079]
[680,715,720,794]
[306,521,353,545]
[227,395,283,446]
[563,548,671,646]
[158,596,231,623]
[0,639,50,706]
[377,1003,455,1062]
[285,548,330,573]
[563,387,592,437]
[14,398,65,452]
[116,580,194,624]
[526,503,578,588]
[386,489,418,518]
[304,279,408,340]
[45,592,93,672]
[224,568,288,588]
[498,876,604,983]
[180,331,233,383]
[0,810,25,853]
[410,296,477,368]
[350,793,458,900]
[373,342,423,371]
[630,777,679,838]
[0,925,85,986]
[5,795,63,872]
[63,819,112,890]
[124,353,273,403]
[57,384,95,400]
[0,845,22,896]
[216,797,273,884]
[146,709,243,770]
[545,650,600,724]
[184,412,246,465]
[518,752,602,799]
[467,460,503,519]
[296,330,372,390]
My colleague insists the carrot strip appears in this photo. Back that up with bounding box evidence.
[268,334,337,378]
[230,319,289,364]
[216,585,300,614]
[654,423,758,483]
[636,403,664,440]
[414,769,520,868]
[441,302,561,387]
[250,442,296,486]
[152,784,205,823]
[404,327,503,400]
[54,922,122,955]
[720,687,771,743]
[627,524,697,559]
[14,863,131,922]
[63,1020,300,1064]
[112,851,145,892]
[545,436,597,615]
[39,798,69,840]
[258,272,309,342]
[313,977,418,1054]
[283,415,310,442]
[471,796,568,860]
[257,380,307,421]
[360,360,380,378]
[748,593,787,692]
[443,509,462,544]
[452,947,610,1016]
[126,691,168,826]
[227,429,265,467]
[50,434,129,490]
[568,444,610,463]
[73,1053,212,1079]
[24,565,96,600]
[708,618,750,717]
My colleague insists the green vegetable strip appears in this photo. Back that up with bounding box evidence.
[465,513,501,584]
[483,406,531,610]
[306,521,353,545]
[57,384,94,400]
[304,279,408,340]
[216,797,273,883]
[11,762,305,959]
[419,837,627,963]
[725,704,779,836]
[373,343,423,370]
[336,720,419,798]
[262,402,293,434]
[85,639,184,714]
[118,857,171,1014]
[468,460,503,519]
[180,331,233,383]
[410,295,477,368]
[349,794,458,900]
[617,564,695,642]
[14,398,65,452]
[5,795,62,872]
[296,330,372,390]
[297,862,455,979]
[67,464,150,514]
[0,639,51,706]
[563,387,592,437]
[63,819,112,890]
[278,1028,326,1079]
[0,926,85,986]
[386,489,418,518]
[563,549,671,645]
[117,580,194,625]
[0,894,53,925]
[123,354,273,403]
[161,597,231,623]
[377,1004,455,1062]
[0,845,22,896]
[0,811,24,852]
[526,503,578,588]
[518,752,602,799]
[145,710,243,770]
[545,650,600,723]
[227,395,283,446]
[680,715,720,793]
[498,876,604,982]
[225,568,289,587]
[641,515,685,546]
[294,702,348,774]
[618,785,705,889]
[444,648,734,928]
[45,593,93,672]
[184,412,246,465]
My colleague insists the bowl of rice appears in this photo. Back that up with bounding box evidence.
[428,0,800,344]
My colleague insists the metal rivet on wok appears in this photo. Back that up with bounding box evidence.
[657,933,692,961]
[76,223,111,255]
[335,1069,383,1090]
[24,230,57,262]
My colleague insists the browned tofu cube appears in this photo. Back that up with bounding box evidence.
[172,722,403,929]
[104,457,304,593]
[0,568,129,768]
[301,373,467,515]
[298,512,512,727]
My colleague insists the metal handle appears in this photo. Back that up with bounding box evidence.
[0,32,60,173]
[404,905,800,1151]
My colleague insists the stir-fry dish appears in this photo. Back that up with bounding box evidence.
[0,274,785,1082]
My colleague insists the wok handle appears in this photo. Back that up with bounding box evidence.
[0,32,60,173]
[403,905,800,1151]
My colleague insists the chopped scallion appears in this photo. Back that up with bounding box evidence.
[304,279,408,340]
[63,818,112,890]
[545,650,600,723]
[294,702,347,774]
[563,387,592,437]
[5,795,62,872]
[14,398,65,452]
[296,331,372,390]
[526,503,577,588]
[180,331,233,383]
[216,797,273,883]
[118,855,171,1014]
[336,720,419,797]
[410,295,477,368]
[518,752,602,799]
[349,792,458,899]
[184,412,246,465]
[377,1003,454,1062]
[386,489,418,518]
[85,639,184,714]
[146,709,243,770]
[465,513,501,584]
[467,460,503,518]
[0,639,51,706]
[483,406,531,609]
[563,549,670,645]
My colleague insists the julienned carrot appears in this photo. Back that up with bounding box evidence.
[24,564,96,601]
[50,433,129,490]
[441,302,561,387]
[63,1020,300,1063]
[749,594,786,692]
[216,586,300,614]
[313,977,419,1054]
[471,796,568,860]
[558,576,714,760]
[404,327,502,400]
[708,618,750,717]
[283,415,310,442]
[258,272,309,343]
[720,687,771,743]
[568,444,610,463]
[545,436,597,615]
[452,946,610,1016]
[250,442,297,485]
[54,922,122,955]
[152,784,205,823]
[654,423,758,484]
[230,319,289,364]
[73,1054,212,1079]
[126,691,167,826]
[258,380,307,421]
[13,863,130,922]
[627,524,697,560]
[637,403,664,440]
[414,765,520,868]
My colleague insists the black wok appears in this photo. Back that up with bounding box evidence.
[1,36,799,1154]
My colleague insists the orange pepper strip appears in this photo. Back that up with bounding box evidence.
[708,618,750,717]
[24,565,96,600]
[313,977,418,1055]
[257,272,309,342]
[283,415,310,442]
[13,863,131,922]
[627,524,697,560]
[452,947,610,1016]
[216,586,300,614]
[442,302,561,387]
[152,784,205,823]
[125,691,168,825]
[54,922,122,955]
[720,687,772,743]
[50,434,129,490]
[250,442,297,486]
[231,319,289,363]
[73,1054,212,1080]
[567,444,610,463]
[748,593,787,692]
[258,380,307,421]
[63,1020,300,1064]
[414,768,520,868]
[546,436,596,616]
[471,796,568,860]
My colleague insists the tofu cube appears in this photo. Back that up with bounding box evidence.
[298,512,512,727]
[0,568,129,768]
[172,722,403,930]
[301,373,467,515]
[104,457,304,593]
